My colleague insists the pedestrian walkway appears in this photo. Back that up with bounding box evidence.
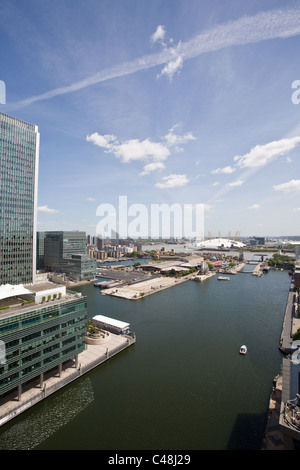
[262,375,284,450]
[280,279,295,353]
[0,333,136,427]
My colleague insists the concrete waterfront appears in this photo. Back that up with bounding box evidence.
[101,271,216,300]
[0,332,135,427]
[99,260,246,300]
[280,278,298,354]
[262,276,298,449]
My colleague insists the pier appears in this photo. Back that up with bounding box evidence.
[100,272,200,300]
[0,332,135,427]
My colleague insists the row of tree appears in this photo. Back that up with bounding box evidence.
[267,254,296,269]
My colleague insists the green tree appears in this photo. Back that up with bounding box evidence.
[293,327,300,341]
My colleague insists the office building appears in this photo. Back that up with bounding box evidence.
[0,283,87,400]
[43,231,96,281]
[36,231,45,270]
[0,112,39,285]
[0,115,89,417]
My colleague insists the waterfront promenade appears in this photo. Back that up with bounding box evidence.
[280,278,299,353]
[0,333,135,427]
[262,276,298,449]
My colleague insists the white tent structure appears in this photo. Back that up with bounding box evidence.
[0,284,34,301]
[195,238,245,250]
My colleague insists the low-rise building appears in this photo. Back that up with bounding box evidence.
[280,359,300,449]
[0,283,87,400]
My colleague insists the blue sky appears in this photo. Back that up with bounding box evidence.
[1,0,300,238]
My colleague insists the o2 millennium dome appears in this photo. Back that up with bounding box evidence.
[194,237,246,250]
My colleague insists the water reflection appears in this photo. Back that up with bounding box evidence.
[0,377,94,450]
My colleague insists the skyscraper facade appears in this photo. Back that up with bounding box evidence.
[0,112,39,285]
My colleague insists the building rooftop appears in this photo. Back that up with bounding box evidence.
[0,284,34,301]
[0,282,82,321]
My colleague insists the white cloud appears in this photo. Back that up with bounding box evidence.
[140,162,165,175]
[159,55,183,81]
[86,133,117,149]
[249,203,261,210]
[87,197,96,201]
[227,180,244,187]
[87,127,195,176]
[273,179,300,192]
[292,207,300,212]
[115,139,170,163]
[212,166,236,174]
[86,133,170,163]
[234,136,300,168]
[155,174,189,189]
[10,7,300,109]
[164,127,196,150]
[37,205,59,213]
[151,25,166,44]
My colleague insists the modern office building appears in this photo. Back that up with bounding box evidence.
[0,112,39,285]
[43,231,96,281]
[0,115,91,419]
[0,283,87,400]
[36,231,45,270]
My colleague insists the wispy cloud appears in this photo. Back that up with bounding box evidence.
[163,126,196,150]
[273,179,300,192]
[249,203,261,210]
[155,174,189,189]
[8,6,300,109]
[140,162,165,175]
[210,135,300,202]
[151,25,166,45]
[38,205,59,213]
[227,180,244,187]
[212,166,236,174]
[234,136,300,168]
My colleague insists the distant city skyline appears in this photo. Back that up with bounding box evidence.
[1,0,300,237]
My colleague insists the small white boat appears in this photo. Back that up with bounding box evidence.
[218,276,230,281]
[239,345,247,355]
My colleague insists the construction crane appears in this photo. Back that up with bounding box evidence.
[234,231,241,241]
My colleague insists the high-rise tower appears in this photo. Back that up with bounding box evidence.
[0,112,39,285]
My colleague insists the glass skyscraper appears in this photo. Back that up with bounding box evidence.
[0,112,39,285]
[43,231,97,281]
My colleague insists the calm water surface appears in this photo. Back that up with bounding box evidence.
[0,268,291,450]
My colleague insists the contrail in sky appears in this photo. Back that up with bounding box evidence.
[8,6,300,109]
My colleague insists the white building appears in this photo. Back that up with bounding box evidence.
[195,238,245,250]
